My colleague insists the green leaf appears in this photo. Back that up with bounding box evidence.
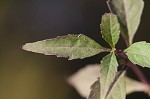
[107,0,144,45]
[99,52,118,99]
[101,13,120,48]
[124,41,150,68]
[107,72,126,99]
[126,77,149,95]
[88,72,126,99]
[22,34,110,60]
[68,64,149,98]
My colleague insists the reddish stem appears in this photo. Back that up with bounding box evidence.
[127,61,149,85]
[115,50,149,85]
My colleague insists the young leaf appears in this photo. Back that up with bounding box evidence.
[101,13,120,48]
[124,41,150,68]
[99,52,118,99]
[22,34,110,60]
[107,0,144,45]
[88,72,126,99]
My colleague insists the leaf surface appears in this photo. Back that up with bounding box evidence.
[22,34,110,60]
[99,52,118,99]
[107,72,126,99]
[107,0,144,44]
[124,41,150,68]
[68,65,148,98]
[101,13,120,48]
[88,72,126,99]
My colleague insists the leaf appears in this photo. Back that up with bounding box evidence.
[124,41,150,68]
[99,52,118,99]
[107,0,144,45]
[67,64,99,98]
[101,13,120,48]
[107,72,126,99]
[88,72,126,99]
[126,77,149,95]
[68,64,148,98]
[22,34,110,60]
[88,78,100,99]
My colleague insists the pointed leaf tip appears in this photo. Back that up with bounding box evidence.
[22,34,110,60]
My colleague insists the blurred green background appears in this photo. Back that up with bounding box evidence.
[0,0,150,99]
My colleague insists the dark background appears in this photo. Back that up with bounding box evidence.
[0,0,150,99]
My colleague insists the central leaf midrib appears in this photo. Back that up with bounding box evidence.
[109,15,114,47]
[104,54,116,99]
[45,46,106,51]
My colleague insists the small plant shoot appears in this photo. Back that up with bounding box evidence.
[22,0,150,99]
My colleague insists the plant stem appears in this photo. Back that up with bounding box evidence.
[115,50,149,85]
[127,61,149,85]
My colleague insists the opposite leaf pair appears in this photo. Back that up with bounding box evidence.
[22,0,149,99]
[22,13,125,99]
[22,13,150,99]
[88,41,150,99]
[90,14,125,98]
[107,0,144,45]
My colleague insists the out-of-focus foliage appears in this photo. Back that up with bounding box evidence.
[107,0,144,45]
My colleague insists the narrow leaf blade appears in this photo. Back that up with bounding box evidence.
[99,52,118,99]
[88,72,126,99]
[101,13,120,48]
[107,0,144,44]
[124,41,150,68]
[22,34,109,60]
[107,72,126,99]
